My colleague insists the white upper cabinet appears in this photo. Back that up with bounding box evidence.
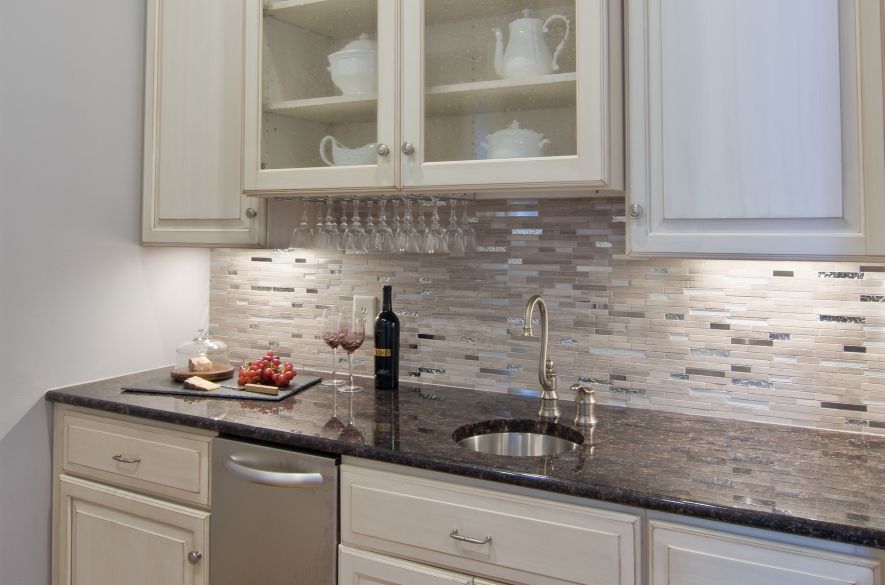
[142,0,265,246]
[243,0,623,195]
[627,0,885,257]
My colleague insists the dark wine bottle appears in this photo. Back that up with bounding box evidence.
[374,285,400,389]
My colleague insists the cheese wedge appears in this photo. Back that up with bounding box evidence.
[182,376,219,392]
[188,356,214,371]
[243,383,280,396]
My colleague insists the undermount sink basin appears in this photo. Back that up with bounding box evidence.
[453,419,583,457]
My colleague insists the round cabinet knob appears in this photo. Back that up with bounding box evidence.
[376,143,390,157]
[628,203,643,219]
[187,551,203,565]
[401,142,415,156]
[245,207,258,219]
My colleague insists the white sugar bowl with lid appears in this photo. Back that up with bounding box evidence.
[480,120,551,159]
[327,33,377,96]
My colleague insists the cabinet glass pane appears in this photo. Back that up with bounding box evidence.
[262,0,378,170]
[424,0,577,163]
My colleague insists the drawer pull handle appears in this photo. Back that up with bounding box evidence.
[449,529,492,545]
[112,454,141,464]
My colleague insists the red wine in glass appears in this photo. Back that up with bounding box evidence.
[321,309,345,387]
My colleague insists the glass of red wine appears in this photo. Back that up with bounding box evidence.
[320,309,345,387]
[339,313,366,393]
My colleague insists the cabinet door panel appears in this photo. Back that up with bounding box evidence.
[660,0,843,221]
[627,0,885,257]
[57,476,209,585]
[142,0,264,246]
[650,520,880,585]
[242,0,398,193]
[339,546,473,585]
[401,0,622,191]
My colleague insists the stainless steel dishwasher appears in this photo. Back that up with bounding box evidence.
[211,437,339,585]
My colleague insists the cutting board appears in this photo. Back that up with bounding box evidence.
[122,376,322,402]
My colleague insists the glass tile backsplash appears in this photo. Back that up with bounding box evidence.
[210,197,885,434]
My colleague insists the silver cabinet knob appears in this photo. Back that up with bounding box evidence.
[187,551,202,565]
[401,142,415,156]
[376,143,390,157]
[245,207,258,219]
[628,203,643,219]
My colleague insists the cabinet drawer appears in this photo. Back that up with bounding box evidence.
[341,464,640,585]
[649,520,881,585]
[58,409,212,506]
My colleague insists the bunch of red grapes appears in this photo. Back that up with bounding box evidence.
[237,350,297,388]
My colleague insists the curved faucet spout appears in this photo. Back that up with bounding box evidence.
[523,295,558,420]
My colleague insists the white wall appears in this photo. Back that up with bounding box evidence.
[0,2,210,584]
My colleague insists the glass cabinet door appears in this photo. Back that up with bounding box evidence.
[244,0,398,192]
[401,0,619,191]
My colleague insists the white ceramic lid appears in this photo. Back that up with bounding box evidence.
[488,120,544,140]
[340,33,376,52]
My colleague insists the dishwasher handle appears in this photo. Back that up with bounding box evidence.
[223,456,325,488]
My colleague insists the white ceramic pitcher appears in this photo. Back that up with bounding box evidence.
[319,136,377,166]
[493,9,570,80]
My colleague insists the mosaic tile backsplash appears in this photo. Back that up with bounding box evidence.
[210,197,885,435]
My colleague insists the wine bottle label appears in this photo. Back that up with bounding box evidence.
[374,348,392,357]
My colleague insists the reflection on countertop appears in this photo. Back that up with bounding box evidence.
[46,366,885,549]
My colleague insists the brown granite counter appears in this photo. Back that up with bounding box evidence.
[46,367,885,549]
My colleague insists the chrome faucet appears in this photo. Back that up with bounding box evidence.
[522,295,559,420]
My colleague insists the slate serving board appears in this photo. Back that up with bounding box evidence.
[122,376,322,402]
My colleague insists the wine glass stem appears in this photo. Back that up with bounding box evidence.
[347,352,355,389]
[331,347,338,382]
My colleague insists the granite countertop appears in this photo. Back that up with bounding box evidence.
[46,367,885,549]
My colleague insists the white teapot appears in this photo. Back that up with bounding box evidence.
[327,33,377,95]
[493,9,570,80]
[480,120,550,159]
[319,136,377,166]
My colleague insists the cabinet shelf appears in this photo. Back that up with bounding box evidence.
[426,72,576,116]
[265,73,576,123]
[267,0,567,38]
[265,0,376,39]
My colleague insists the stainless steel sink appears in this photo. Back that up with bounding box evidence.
[453,420,583,457]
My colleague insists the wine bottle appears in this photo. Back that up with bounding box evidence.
[374,285,400,389]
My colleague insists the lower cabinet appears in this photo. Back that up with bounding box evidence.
[56,475,209,585]
[649,520,881,585]
[340,546,474,585]
[340,462,641,585]
[52,405,215,585]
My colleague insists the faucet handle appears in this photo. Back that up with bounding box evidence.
[544,358,557,391]
[570,383,597,427]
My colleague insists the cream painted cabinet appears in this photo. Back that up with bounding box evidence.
[52,405,216,585]
[649,520,881,585]
[56,476,209,585]
[627,0,885,257]
[142,0,265,246]
[340,546,474,585]
[340,462,641,585]
[243,0,622,195]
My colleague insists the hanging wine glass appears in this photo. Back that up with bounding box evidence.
[376,199,396,253]
[391,199,406,254]
[415,200,429,253]
[289,200,314,249]
[320,309,345,387]
[445,199,465,256]
[461,199,477,252]
[316,199,336,249]
[343,199,367,254]
[363,199,380,252]
[423,198,448,254]
[336,199,349,250]
[339,312,366,393]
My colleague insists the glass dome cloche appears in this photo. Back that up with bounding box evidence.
[172,329,233,381]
